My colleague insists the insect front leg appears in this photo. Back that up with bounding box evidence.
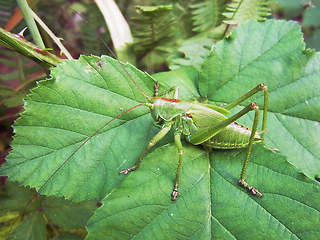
[119,123,172,175]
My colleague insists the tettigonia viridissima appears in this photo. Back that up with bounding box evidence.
[21,46,269,201]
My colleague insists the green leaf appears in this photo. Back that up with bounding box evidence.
[0,182,40,213]
[43,197,97,229]
[302,1,320,27]
[1,55,157,202]
[86,144,211,240]
[305,29,320,51]
[210,144,319,239]
[86,143,320,239]
[169,37,213,70]
[276,0,310,9]
[0,182,97,239]
[153,66,200,100]
[51,232,85,240]
[199,20,320,179]
[7,213,46,240]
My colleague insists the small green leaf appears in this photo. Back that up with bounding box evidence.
[8,213,46,240]
[169,37,213,70]
[305,29,320,51]
[190,0,228,32]
[132,5,175,56]
[43,197,97,229]
[153,66,200,100]
[302,1,320,27]
[276,0,308,9]
[0,182,40,213]
[51,232,85,240]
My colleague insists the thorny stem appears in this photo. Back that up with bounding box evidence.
[16,0,45,48]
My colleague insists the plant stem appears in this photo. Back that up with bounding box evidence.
[16,0,45,48]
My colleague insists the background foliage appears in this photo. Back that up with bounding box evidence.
[0,0,319,239]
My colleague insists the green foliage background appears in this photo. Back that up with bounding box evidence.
[0,0,320,239]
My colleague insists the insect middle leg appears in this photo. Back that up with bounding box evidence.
[172,132,183,201]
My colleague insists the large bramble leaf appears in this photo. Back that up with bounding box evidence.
[199,19,320,179]
[86,143,320,239]
[1,19,320,239]
[1,55,158,202]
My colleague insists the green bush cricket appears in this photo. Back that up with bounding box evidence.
[65,12,269,200]
[115,65,269,200]
[26,49,269,203]
[27,49,268,202]
[89,39,269,200]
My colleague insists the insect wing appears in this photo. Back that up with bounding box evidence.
[186,103,228,145]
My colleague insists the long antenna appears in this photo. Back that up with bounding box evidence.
[102,41,151,100]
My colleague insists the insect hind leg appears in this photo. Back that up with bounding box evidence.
[221,84,269,197]
[224,83,268,139]
[239,102,263,197]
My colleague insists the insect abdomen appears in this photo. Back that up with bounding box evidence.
[202,122,261,149]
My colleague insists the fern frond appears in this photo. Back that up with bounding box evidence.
[131,5,175,57]
[223,0,272,25]
[191,0,228,32]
